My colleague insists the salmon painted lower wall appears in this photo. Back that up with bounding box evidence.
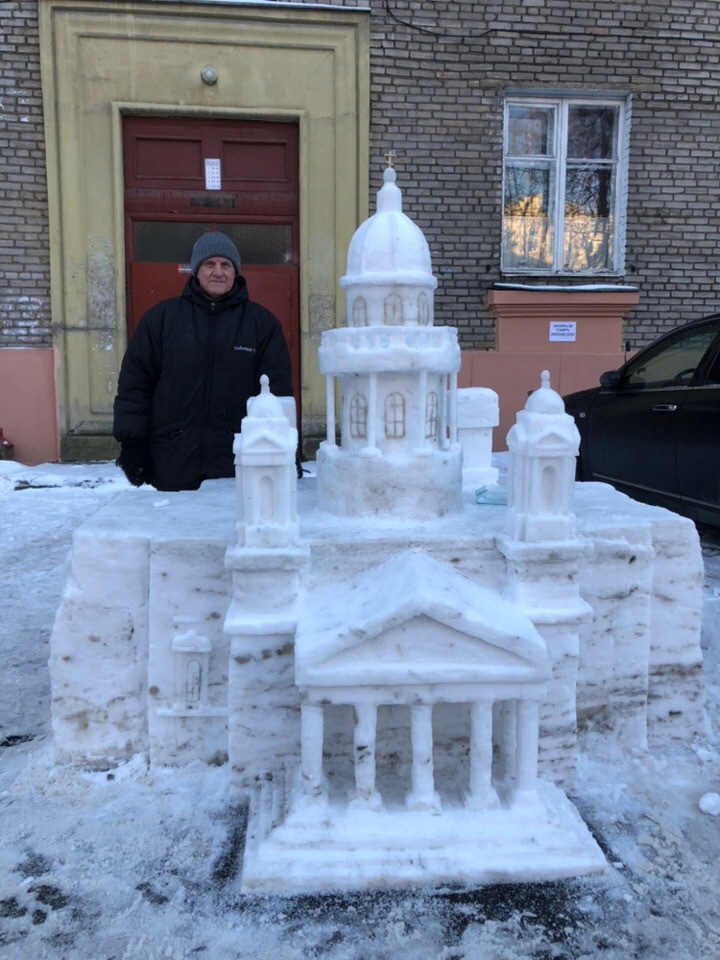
[459,349,626,451]
[1,335,629,464]
[0,346,626,465]
[0,348,59,466]
[473,287,639,449]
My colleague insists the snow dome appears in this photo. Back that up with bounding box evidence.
[340,165,437,327]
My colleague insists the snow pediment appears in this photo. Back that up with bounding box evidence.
[508,420,580,454]
[295,552,550,688]
[239,428,295,455]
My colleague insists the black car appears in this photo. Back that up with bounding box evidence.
[563,313,720,528]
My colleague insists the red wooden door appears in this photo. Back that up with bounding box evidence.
[123,117,300,413]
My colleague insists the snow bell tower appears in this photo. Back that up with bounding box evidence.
[316,160,463,519]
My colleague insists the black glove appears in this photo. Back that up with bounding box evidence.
[116,442,154,488]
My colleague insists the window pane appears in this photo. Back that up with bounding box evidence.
[567,106,618,160]
[503,164,554,270]
[504,164,552,215]
[704,349,720,386]
[565,165,614,218]
[134,221,292,265]
[224,224,293,265]
[624,324,720,389]
[507,106,554,157]
[134,222,206,262]
[563,164,615,271]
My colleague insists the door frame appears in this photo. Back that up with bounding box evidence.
[121,115,302,420]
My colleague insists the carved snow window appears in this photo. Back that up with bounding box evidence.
[417,292,430,325]
[259,475,275,522]
[384,292,403,325]
[425,391,439,439]
[349,393,368,439]
[384,392,406,439]
[352,296,368,326]
[502,94,629,275]
[171,629,212,712]
[185,659,202,707]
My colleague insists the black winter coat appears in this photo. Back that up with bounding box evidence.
[113,276,294,492]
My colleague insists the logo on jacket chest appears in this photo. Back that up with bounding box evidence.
[234,345,256,353]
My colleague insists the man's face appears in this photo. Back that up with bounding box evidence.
[196,257,236,299]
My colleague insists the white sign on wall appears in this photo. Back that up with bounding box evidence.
[204,158,222,191]
[549,321,577,342]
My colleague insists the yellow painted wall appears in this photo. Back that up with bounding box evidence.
[39,0,369,458]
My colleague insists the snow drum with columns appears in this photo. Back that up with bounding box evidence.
[316,164,463,520]
[49,165,705,894]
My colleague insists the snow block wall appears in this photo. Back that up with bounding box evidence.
[49,528,150,764]
[574,490,705,748]
[48,483,705,775]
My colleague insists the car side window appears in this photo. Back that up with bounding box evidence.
[624,322,720,389]
[703,349,720,386]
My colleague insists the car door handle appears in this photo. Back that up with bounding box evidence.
[652,404,678,412]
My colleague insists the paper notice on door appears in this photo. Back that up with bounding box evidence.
[204,158,222,191]
[549,321,576,342]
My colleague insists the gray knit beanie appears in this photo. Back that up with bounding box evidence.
[190,232,241,275]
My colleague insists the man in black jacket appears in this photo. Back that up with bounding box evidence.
[113,232,294,492]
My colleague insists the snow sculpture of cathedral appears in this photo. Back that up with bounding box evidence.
[316,165,462,519]
[229,165,606,890]
[48,162,706,896]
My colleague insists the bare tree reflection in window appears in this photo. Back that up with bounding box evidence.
[502,98,624,274]
[503,164,554,270]
[503,105,555,271]
[563,105,618,272]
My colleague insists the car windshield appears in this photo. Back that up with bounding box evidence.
[624,320,720,389]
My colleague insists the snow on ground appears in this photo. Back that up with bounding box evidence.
[1,459,719,960]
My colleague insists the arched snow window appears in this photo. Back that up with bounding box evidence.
[352,296,368,327]
[259,474,275,522]
[384,392,406,439]
[538,462,558,512]
[425,391,439,439]
[349,393,368,439]
[384,292,403,325]
[185,659,202,707]
[417,292,430,326]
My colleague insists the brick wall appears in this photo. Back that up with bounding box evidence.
[0,0,51,348]
[3,0,719,351]
[361,0,720,347]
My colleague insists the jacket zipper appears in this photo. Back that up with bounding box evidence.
[198,301,216,476]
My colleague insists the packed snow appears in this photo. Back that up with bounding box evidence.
[1,457,719,959]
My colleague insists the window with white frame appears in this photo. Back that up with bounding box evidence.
[502,95,629,275]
